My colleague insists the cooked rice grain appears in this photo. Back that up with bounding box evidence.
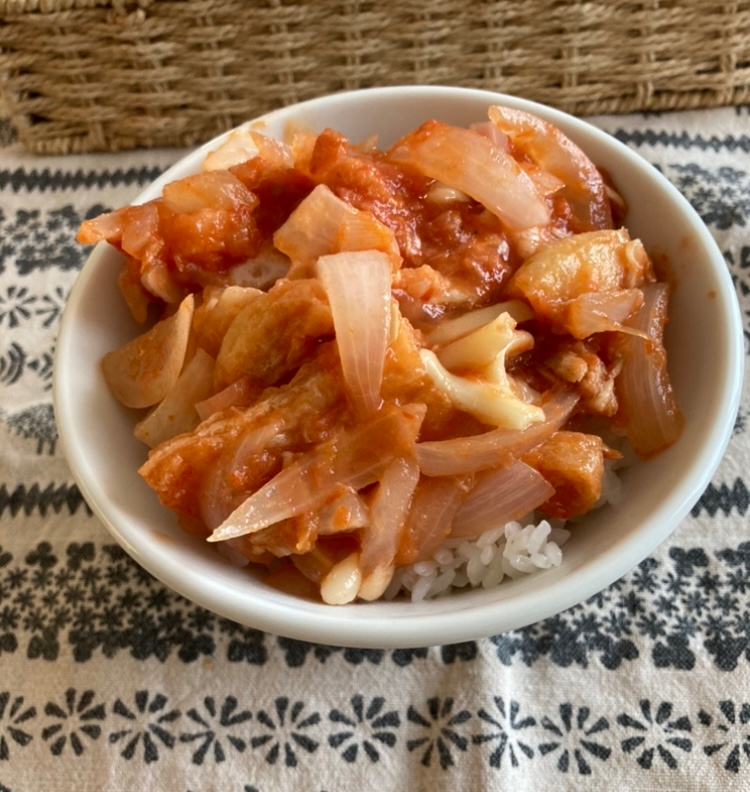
[386,519,571,602]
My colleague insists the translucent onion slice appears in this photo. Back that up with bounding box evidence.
[560,288,644,339]
[317,250,393,415]
[208,403,424,542]
[134,348,216,448]
[614,283,684,457]
[416,389,579,476]
[203,127,293,171]
[388,120,550,230]
[77,207,125,245]
[358,456,421,601]
[473,122,566,199]
[450,461,555,539]
[274,184,401,276]
[194,377,256,422]
[395,476,468,565]
[488,105,613,230]
[101,293,194,409]
[317,488,370,536]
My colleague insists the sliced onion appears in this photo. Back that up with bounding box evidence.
[77,207,125,245]
[317,488,370,536]
[560,288,644,339]
[317,250,392,415]
[101,293,194,409]
[120,202,161,261]
[614,283,684,457]
[470,120,511,151]
[488,105,612,230]
[135,348,216,448]
[450,461,555,539]
[388,120,550,230]
[195,378,256,422]
[359,457,420,579]
[416,389,579,476]
[203,127,293,171]
[274,184,401,276]
[198,416,286,531]
[208,403,424,541]
[396,476,468,565]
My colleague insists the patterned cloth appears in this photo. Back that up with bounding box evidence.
[0,106,749,791]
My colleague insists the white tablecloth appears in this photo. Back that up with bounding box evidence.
[0,105,749,791]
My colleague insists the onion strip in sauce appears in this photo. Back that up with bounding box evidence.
[450,460,555,539]
[389,120,550,230]
[416,390,580,476]
[316,250,392,415]
[613,283,684,457]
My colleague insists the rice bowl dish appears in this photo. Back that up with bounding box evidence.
[53,86,743,647]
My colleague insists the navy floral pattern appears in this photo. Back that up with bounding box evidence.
[0,687,745,776]
[1,539,750,672]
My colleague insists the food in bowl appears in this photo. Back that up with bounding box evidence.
[76,102,684,606]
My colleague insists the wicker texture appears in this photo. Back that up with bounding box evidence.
[1,0,749,153]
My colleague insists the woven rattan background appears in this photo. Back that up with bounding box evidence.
[1,0,749,153]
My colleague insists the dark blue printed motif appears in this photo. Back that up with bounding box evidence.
[0,693,35,761]
[613,129,750,154]
[251,698,320,767]
[41,688,105,756]
[0,689,749,775]
[725,244,750,344]
[2,405,58,455]
[406,697,472,770]
[617,700,692,770]
[538,704,610,775]
[662,163,750,230]
[0,284,66,331]
[0,203,105,401]
[180,696,251,765]
[699,701,750,774]
[109,691,180,763]
[3,541,750,671]
[0,166,163,194]
[472,697,535,769]
[328,695,400,763]
[0,206,103,277]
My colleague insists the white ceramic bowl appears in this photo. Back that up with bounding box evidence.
[54,86,744,648]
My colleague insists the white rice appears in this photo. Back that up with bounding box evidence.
[386,459,622,602]
[385,519,571,601]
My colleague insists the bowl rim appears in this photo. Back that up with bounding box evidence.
[54,85,745,648]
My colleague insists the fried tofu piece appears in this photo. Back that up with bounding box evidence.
[214,278,334,391]
[523,430,606,519]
